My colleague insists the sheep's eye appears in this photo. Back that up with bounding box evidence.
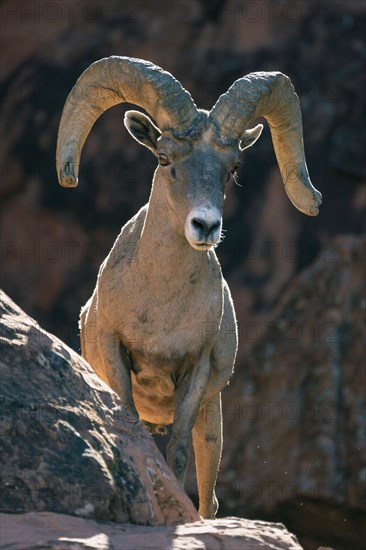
[158,154,170,166]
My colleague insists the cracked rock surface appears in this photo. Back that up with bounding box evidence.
[0,289,198,525]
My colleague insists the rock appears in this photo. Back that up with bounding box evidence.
[0,289,198,525]
[219,235,366,550]
[0,290,306,547]
[1,512,304,549]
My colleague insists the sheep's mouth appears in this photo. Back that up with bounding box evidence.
[189,241,215,251]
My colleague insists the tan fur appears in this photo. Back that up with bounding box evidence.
[80,129,238,518]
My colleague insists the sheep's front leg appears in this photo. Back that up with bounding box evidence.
[167,351,211,486]
[193,392,222,519]
[97,331,139,425]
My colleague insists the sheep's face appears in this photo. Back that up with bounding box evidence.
[156,134,239,251]
[125,110,262,251]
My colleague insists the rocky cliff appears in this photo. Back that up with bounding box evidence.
[0,289,198,525]
[1,1,365,548]
[218,235,366,549]
[1,0,365,359]
[0,289,305,549]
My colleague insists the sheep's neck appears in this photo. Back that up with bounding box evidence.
[136,177,209,282]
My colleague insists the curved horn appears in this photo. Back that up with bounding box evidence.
[209,72,322,216]
[56,56,200,188]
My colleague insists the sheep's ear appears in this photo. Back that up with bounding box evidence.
[124,110,161,153]
[239,124,263,151]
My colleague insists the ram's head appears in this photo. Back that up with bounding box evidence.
[57,57,322,251]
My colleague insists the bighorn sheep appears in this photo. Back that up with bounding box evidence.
[56,56,321,519]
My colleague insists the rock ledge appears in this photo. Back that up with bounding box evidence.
[1,512,304,549]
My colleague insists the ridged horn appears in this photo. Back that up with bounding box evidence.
[210,72,322,216]
[56,56,200,188]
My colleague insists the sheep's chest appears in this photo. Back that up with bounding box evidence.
[100,235,224,422]
[121,279,222,366]
[114,273,223,422]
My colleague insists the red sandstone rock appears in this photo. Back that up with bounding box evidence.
[1,1,365,357]
[1,2,365,548]
[0,290,198,525]
[1,512,304,549]
[219,235,366,549]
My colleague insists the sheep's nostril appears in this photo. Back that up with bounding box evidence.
[191,218,220,239]
[192,217,207,234]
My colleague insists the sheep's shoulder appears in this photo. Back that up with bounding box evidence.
[103,205,147,270]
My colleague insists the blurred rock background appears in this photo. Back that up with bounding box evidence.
[1,1,365,549]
